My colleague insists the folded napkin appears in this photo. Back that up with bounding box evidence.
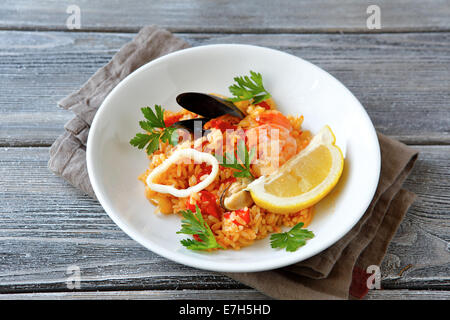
[48,26,418,300]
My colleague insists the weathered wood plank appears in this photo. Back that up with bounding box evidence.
[0,290,268,300]
[0,146,448,293]
[0,31,449,146]
[1,0,449,33]
[0,289,449,300]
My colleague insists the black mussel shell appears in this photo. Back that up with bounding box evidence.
[176,92,245,119]
[172,118,211,133]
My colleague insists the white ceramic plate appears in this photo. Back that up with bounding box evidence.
[87,44,380,272]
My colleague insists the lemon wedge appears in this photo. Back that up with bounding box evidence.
[247,125,344,214]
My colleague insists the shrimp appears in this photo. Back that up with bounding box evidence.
[256,110,293,130]
[204,109,298,177]
[246,122,297,176]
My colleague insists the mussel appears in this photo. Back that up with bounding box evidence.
[176,92,245,120]
[219,178,254,211]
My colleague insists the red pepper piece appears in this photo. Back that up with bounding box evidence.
[204,114,240,133]
[193,234,203,242]
[221,177,237,185]
[235,207,250,224]
[199,190,221,219]
[187,191,221,219]
[195,163,212,181]
[164,114,183,127]
[256,101,271,110]
[224,207,250,226]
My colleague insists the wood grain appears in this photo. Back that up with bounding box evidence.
[1,2,448,299]
[0,31,449,146]
[0,289,449,300]
[0,146,448,293]
[1,0,449,33]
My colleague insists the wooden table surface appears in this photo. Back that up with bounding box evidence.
[0,0,449,300]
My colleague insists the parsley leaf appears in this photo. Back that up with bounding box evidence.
[221,139,255,179]
[270,222,315,252]
[228,71,272,104]
[177,206,223,251]
[130,105,178,155]
[142,105,166,128]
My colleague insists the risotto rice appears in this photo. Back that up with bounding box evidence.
[138,97,314,250]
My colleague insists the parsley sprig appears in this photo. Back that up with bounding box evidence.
[270,222,315,252]
[221,139,256,179]
[177,206,223,251]
[228,71,272,104]
[130,105,178,155]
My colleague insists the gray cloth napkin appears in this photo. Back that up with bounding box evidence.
[48,25,418,300]
[49,25,189,196]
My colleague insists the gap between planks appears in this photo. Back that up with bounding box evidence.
[2,26,450,35]
[1,31,449,147]
[0,289,449,300]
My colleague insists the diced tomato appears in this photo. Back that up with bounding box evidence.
[199,190,216,203]
[164,114,183,127]
[193,234,203,242]
[257,110,292,130]
[224,207,250,226]
[243,129,249,143]
[221,177,237,185]
[204,115,240,133]
[187,191,221,219]
[201,139,209,151]
[207,119,236,132]
[235,207,250,224]
[195,163,212,181]
[186,199,196,212]
[256,101,271,110]
[199,191,221,219]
